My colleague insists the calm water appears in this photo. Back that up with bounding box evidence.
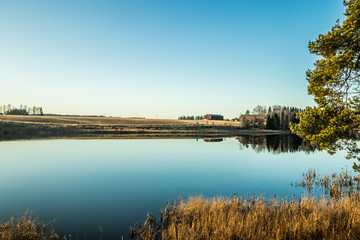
[0,136,353,239]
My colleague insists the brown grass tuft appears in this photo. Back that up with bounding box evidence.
[0,212,68,240]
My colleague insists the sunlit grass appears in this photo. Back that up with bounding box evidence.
[131,170,360,240]
[3,170,360,239]
[0,212,68,240]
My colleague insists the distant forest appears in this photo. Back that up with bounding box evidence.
[178,115,204,120]
[241,105,303,130]
[0,104,43,115]
[177,105,303,131]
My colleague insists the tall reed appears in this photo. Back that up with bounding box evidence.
[131,170,360,240]
[0,212,68,240]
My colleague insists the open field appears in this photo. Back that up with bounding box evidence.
[0,115,289,140]
[0,115,244,126]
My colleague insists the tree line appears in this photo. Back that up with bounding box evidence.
[242,105,303,130]
[0,104,44,115]
[178,115,204,120]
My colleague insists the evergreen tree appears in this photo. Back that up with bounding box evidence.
[266,113,280,130]
[266,115,273,130]
[242,117,251,129]
[291,2,360,169]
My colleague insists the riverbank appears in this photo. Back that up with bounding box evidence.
[0,115,290,140]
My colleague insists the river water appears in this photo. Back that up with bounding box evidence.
[0,136,352,239]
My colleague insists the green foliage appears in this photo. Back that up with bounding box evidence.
[2,104,43,116]
[291,1,360,169]
[291,107,357,149]
[178,115,203,120]
[307,0,360,111]
[6,108,29,115]
[241,117,251,128]
[241,105,302,130]
[266,113,280,130]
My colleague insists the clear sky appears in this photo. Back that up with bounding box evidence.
[0,0,345,119]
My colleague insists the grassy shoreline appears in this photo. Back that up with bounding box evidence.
[0,115,290,140]
[0,213,69,240]
[1,170,359,239]
[131,195,360,240]
[131,170,360,240]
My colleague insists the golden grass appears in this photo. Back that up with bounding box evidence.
[0,115,242,127]
[132,195,360,240]
[2,115,282,140]
[1,170,359,239]
[0,213,68,240]
[131,170,360,240]
[293,169,360,199]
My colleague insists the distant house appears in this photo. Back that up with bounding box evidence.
[204,114,224,120]
[239,114,267,125]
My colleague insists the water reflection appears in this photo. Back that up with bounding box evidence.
[0,138,348,239]
[237,135,317,154]
[203,138,223,142]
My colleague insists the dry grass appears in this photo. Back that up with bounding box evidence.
[0,115,241,127]
[2,170,359,240]
[132,195,360,240]
[1,115,283,140]
[132,170,360,240]
[293,169,360,199]
[0,213,68,240]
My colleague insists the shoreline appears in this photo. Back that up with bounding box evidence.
[0,115,291,141]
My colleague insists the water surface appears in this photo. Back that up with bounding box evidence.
[0,136,351,239]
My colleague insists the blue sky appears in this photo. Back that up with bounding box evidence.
[0,1,345,118]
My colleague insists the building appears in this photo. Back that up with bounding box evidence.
[239,114,267,127]
[239,114,266,122]
[204,114,224,120]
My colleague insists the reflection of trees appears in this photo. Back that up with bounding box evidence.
[203,138,223,142]
[237,135,316,154]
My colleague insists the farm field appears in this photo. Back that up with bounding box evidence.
[0,115,286,140]
[0,115,241,126]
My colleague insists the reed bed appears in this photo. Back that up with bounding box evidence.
[293,169,360,198]
[131,170,360,240]
[0,213,68,240]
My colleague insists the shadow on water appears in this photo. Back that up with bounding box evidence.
[236,134,317,154]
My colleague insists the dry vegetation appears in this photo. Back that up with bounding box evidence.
[0,115,284,140]
[2,170,359,239]
[0,213,68,240]
[0,115,241,126]
[131,170,360,240]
